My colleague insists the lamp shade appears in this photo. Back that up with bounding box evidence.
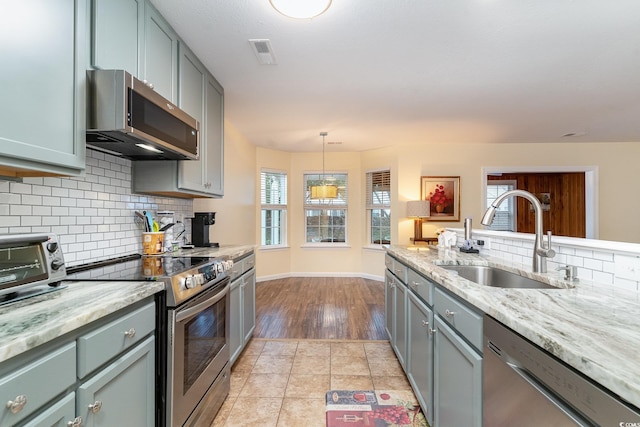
[310,184,338,199]
[407,200,431,218]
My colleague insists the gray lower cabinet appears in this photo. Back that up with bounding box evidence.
[384,270,407,368]
[0,0,86,178]
[0,300,156,427]
[229,253,256,365]
[434,317,482,427]
[77,336,155,426]
[91,0,144,75]
[406,291,434,427]
[385,254,483,426]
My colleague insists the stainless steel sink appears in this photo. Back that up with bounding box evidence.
[441,265,561,289]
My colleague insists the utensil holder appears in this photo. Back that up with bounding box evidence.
[142,232,164,255]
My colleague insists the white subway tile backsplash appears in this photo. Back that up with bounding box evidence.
[1,150,194,267]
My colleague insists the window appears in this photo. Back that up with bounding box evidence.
[486,180,517,231]
[260,170,287,246]
[366,170,391,244]
[304,173,348,243]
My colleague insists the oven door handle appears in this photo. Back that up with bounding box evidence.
[175,282,229,322]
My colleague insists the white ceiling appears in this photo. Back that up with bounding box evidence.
[150,0,640,153]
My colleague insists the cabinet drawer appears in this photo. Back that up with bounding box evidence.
[77,302,155,378]
[242,253,255,273]
[434,288,482,350]
[390,259,407,284]
[0,343,76,426]
[385,254,394,271]
[407,268,433,306]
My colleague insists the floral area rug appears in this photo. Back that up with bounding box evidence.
[326,390,429,427]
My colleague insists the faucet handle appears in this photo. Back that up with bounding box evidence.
[539,230,556,258]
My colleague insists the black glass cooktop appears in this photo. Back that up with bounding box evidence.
[65,254,213,281]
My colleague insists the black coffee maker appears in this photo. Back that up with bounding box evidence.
[191,212,219,247]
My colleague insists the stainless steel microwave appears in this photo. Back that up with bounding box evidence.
[86,69,200,160]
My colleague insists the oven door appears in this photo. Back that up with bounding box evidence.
[167,277,230,427]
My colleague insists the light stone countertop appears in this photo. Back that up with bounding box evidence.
[0,245,255,365]
[0,280,164,364]
[386,244,640,410]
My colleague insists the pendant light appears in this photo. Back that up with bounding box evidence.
[310,132,338,199]
[269,0,332,19]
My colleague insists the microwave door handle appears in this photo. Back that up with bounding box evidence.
[175,282,229,322]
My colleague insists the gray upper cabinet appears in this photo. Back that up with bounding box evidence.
[132,41,225,198]
[91,0,144,75]
[142,1,178,102]
[0,0,86,178]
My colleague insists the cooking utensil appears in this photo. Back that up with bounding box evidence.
[160,223,175,232]
[152,221,160,232]
[143,211,154,233]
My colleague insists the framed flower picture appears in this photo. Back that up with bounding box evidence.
[421,176,460,221]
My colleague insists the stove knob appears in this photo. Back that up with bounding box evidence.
[184,276,196,289]
[47,242,59,253]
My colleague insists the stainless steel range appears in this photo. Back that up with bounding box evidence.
[67,253,233,426]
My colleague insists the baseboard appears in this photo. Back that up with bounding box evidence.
[257,272,384,283]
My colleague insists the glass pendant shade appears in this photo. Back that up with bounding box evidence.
[269,0,332,19]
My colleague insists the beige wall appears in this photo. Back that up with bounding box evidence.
[217,131,640,280]
[194,122,256,246]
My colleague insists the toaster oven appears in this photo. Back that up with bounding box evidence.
[0,233,66,297]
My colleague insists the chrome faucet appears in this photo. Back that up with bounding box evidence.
[481,189,556,273]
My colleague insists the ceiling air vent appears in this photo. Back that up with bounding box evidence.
[249,39,277,65]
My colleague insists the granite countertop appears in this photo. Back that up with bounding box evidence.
[0,280,164,364]
[386,244,640,410]
[0,245,255,365]
[172,244,255,259]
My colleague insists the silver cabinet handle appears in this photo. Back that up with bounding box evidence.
[429,328,437,335]
[411,281,420,289]
[124,328,136,338]
[445,309,456,318]
[421,320,429,328]
[88,400,102,414]
[67,417,83,427]
[6,395,27,414]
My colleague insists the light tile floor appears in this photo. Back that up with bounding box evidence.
[210,339,420,427]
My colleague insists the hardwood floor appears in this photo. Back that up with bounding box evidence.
[253,277,388,340]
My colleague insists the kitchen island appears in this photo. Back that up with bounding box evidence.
[386,244,640,411]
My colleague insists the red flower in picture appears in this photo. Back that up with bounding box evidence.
[428,184,451,212]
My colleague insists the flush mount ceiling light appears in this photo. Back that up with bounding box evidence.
[310,132,338,199]
[269,0,332,19]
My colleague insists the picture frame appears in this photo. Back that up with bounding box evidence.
[421,176,460,221]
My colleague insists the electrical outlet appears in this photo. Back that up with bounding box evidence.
[478,237,491,250]
[614,255,640,281]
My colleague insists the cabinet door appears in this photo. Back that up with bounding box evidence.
[91,0,143,75]
[407,292,434,426]
[393,280,407,368]
[143,1,178,101]
[23,392,76,427]
[384,271,394,341]
[434,318,482,427]
[0,0,86,177]
[203,74,225,196]
[242,270,256,344]
[77,336,155,427]
[177,42,207,192]
[229,278,243,365]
